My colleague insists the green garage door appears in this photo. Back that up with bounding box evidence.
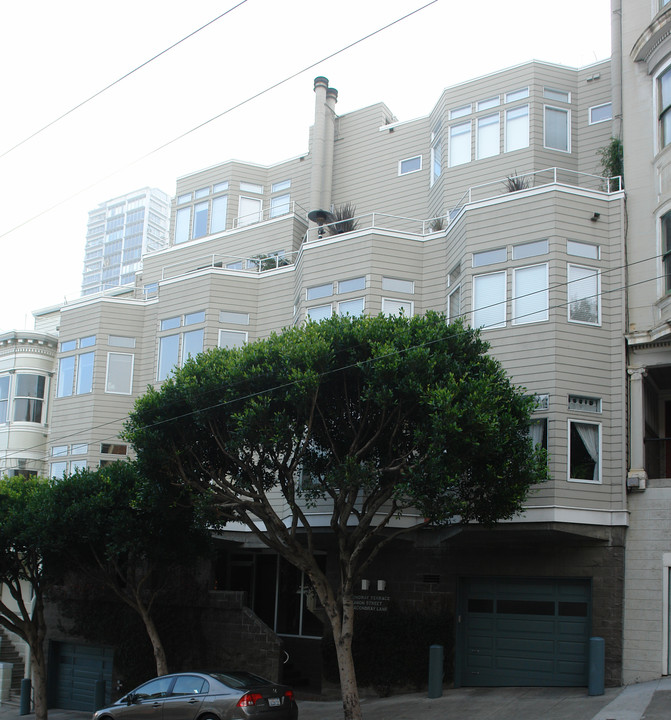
[51,642,114,711]
[457,578,591,687]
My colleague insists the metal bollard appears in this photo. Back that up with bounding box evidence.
[428,644,443,698]
[588,636,605,696]
[94,679,106,709]
[19,678,31,716]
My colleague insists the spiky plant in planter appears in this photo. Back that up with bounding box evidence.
[327,203,358,235]
[503,171,530,192]
[429,216,446,232]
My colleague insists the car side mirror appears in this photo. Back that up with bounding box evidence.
[125,693,138,705]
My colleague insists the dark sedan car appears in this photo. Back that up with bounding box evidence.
[92,671,298,720]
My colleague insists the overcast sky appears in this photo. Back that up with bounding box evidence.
[0,0,611,332]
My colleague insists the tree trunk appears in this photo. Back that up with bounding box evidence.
[137,602,169,676]
[328,592,362,720]
[31,639,48,720]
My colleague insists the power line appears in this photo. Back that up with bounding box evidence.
[2,251,662,464]
[0,0,438,242]
[0,1,250,160]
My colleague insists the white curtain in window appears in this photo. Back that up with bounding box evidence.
[575,423,599,481]
[528,419,545,448]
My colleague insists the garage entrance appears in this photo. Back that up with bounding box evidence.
[456,578,591,687]
[49,642,114,711]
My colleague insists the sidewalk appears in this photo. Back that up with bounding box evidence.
[0,678,670,719]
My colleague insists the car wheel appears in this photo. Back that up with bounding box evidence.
[198,715,219,720]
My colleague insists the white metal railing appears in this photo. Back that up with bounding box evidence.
[231,200,308,229]
[161,250,299,280]
[156,168,621,281]
[452,167,622,212]
[304,168,621,243]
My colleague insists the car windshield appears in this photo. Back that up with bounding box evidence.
[208,671,270,689]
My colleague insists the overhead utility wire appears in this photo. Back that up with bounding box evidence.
[0,0,438,242]
[7,254,660,463]
[0,1,250,160]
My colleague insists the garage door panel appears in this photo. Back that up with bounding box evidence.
[458,578,590,687]
[52,642,114,712]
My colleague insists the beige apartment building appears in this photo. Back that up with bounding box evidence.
[2,37,653,706]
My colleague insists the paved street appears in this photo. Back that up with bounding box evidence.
[1,679,670,720]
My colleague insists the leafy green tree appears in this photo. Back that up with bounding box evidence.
[0,475,58,720]
[125,312,546,720]
[48,461,213,677]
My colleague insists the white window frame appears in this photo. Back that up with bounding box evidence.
[477,96,500,111]
[512,263,549,325]
[476,113,500,160]
[382,277,414,294]
[450,104,471,119]
[175,206,191,244]
[544,105,571,153]
[544,87,571,103]
[567,264,601,326]
[105,352,134,395]
[57,356,76,398]
[589,103,612,125]
[306,304,333,322]
[568,419,602,484]
[219,310,250,325]
[338,276,366,294]
[449,121,471,167]
[505,104,529,153]
[270,193,291,218]
[448,284,462,324]
[157,334,180,381]
[237,196,263,227]
[337,298,365,316]
[381,298,413,317]
[473,271,506,329]
[306,283,333,301]
[398,156,422,176]
[76,352,94,395]
[658,64,671,151]
[218,329,248,349]
[505,88,529,103]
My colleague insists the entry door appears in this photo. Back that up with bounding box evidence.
[456,578,591,687]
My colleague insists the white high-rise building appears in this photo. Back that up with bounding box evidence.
[81,187,170,296]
